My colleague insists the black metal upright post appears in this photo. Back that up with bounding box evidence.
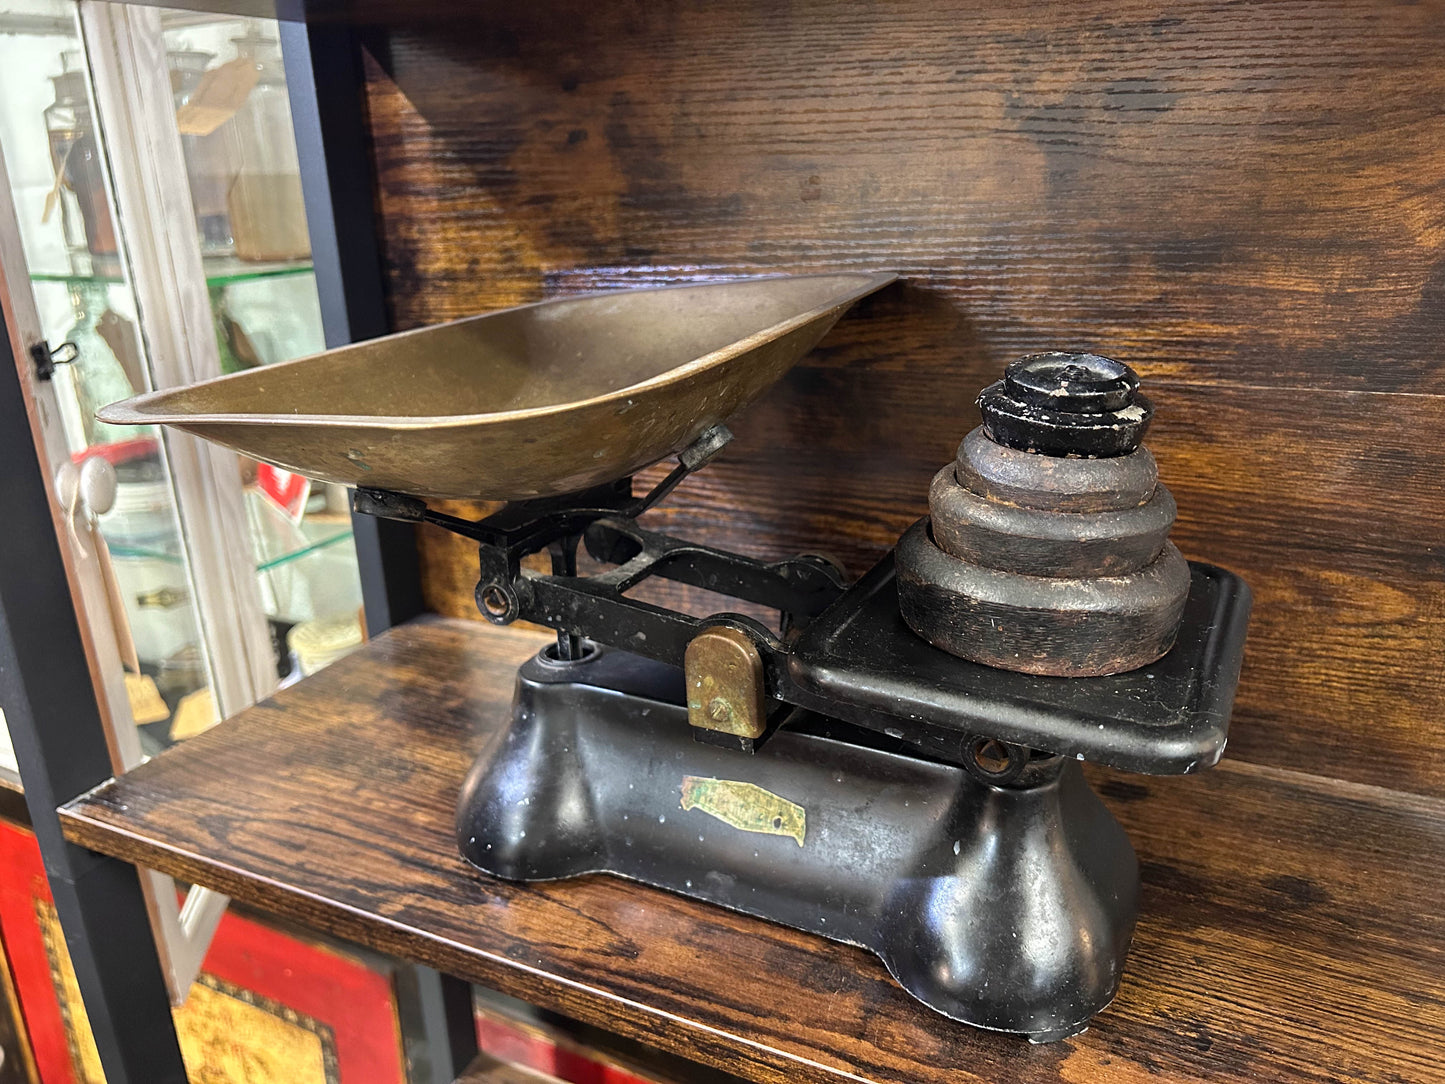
[281,21,478,1080]
[0,317,188,1082]
[281,18,426,638]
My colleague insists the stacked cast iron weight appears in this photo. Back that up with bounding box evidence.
[896,352,1189,677]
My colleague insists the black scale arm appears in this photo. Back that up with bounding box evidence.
[353,417,1250,777]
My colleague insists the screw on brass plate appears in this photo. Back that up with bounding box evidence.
[685,626,767,739]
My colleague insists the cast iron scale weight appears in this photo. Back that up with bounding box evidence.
[355,351,1250,1042]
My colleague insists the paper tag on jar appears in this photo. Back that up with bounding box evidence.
[175,58,259,136]
[125,671,170,726]
[170,686,217,740]
[41,142,73,224]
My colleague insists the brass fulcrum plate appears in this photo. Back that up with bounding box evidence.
[98,272,895,500]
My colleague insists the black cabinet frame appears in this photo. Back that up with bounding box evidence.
[0,19,455,1083]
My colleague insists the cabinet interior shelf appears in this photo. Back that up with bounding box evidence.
[56,617,1445,1084]
[252,524,353,572]
[109,512,352,574]
[30,255,314,289]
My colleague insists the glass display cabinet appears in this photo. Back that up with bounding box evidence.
[0,0,363,1004]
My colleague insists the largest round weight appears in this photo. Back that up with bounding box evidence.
[895,518,1190,677]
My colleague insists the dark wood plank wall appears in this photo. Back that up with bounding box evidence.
[354,0,1445,797]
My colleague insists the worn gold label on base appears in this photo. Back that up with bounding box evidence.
[680,776,805,846]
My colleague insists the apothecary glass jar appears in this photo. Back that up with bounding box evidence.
[43,49,118,273]
[224,32,309,262]
[168,47,235,254]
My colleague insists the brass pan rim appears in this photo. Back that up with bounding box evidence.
[97,271,897,430]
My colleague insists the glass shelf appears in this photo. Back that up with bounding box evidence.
[107,541,184,564]
[109,514,351,572]
[30,253,313,289]
[255,523,353,573]
[205,256,315,288]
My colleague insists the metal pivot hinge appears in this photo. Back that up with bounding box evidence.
[685,625,769,743]
[30,340,78,381]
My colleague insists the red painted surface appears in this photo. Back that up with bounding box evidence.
[0,820,74,1083]
[256,464,311,521]
[477,1015,657,1084]
[0,817,406,1083]
[198,904,405,1083]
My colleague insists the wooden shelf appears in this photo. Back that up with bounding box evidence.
[59,617,1445,1084]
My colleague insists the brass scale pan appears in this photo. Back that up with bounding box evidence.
[100,273,896,500]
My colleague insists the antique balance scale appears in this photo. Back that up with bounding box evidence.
[101,272,1250,1041]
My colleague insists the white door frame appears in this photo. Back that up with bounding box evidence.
[0,0,293,1003]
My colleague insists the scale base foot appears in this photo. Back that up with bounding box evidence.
[457,646,1139,1040]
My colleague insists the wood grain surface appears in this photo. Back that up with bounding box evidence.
[60,619,1445,1084]
[350,0,1445,797]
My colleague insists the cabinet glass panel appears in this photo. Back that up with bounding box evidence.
[0,0,214,753]
[0,708,17,784]
[158,9,363,681]
[1,4,368,772]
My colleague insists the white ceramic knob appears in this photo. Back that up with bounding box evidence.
[78,454,118,516]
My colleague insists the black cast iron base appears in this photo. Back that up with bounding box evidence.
[457,647,1140,1040]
